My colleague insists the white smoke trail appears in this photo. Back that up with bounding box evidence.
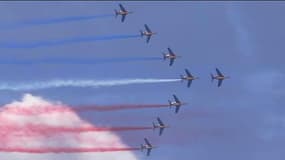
[0,79,180,91]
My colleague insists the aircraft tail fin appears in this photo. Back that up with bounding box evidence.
[140,144,144,151]
[168,100,172,108]
[211,73,214,82]
[180,75,184,82]
[162,53,166,60]
[114,9,118,17]
[140,30,144,37]
[152,122,156,130]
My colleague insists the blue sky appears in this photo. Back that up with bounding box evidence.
[0,1,284,160]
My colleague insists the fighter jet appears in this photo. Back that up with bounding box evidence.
[180,69,199,88]
[211,68,230,87]
[168,94,187,114]
[140,138,156,156]
[114,4,133,22]
[152,117,169,136]
[162,47,181,66]
[140,24,156,43]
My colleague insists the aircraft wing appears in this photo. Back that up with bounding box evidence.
[159,128,164,136]
[187,80,192,88]
[144,138,152,147]
[157,117,164,126]
[147,148,151,156]
[146,36,151,43]
[119,4,127,12]
[175,106,181,114]
[167,47,174,55]
[144,24,152,32]
[218,79,223,87]
[185,69,192,77]
[169,58,175,66]
[216,68,224,77]
[121,14,126,22]
[173,94,181,103]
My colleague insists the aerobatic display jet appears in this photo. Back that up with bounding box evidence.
[211,68,230,87]
[140,138,156,156]
[114,4,133,22]
[162,47,181,66]
[180,69,199,88]
[168,94,187,114]
[140,24,156,43]
[152,117,169,136]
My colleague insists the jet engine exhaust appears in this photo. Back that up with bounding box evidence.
[3,104,171,115]
[0,14,113,30]
[0,34,141,49]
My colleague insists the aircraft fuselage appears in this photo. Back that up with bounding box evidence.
[164,54,176,59]
[118,10,130,15]
[213,76,229,80]
[141,145,153,150]
[170,101,181,106]
[143,31,155,36]
[154,124,169,129]
[181,76,196,80]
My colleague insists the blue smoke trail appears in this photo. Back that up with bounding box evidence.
[0,57,162,65]
[0,14,113,30]
[0,34,140,49]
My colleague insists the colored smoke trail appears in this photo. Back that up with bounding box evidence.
[0,124,153,134]
[73,104,170,112]
[0,79,180,91]
[0,14,113,30]
[0,34,140,49]
[0,147,140,153]
[4,104,170,115]
[0,94,138,159]
[0,57,162,65]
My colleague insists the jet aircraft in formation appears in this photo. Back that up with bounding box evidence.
[140,24,157,43]
[115,4,133,22]
[168,94,187,114]
[211,68,230,87]
[180,69,199,88]
[141,138,156,156]
[152,117,169,136]
[162,47,181,66]
[113,4,230,157]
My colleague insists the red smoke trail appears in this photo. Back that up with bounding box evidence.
[73,104,169,112]
[4,104,169,115]
[0,124,153,135]
[0,147,140,153]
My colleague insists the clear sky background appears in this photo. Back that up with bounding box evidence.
[0,1,284,160]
